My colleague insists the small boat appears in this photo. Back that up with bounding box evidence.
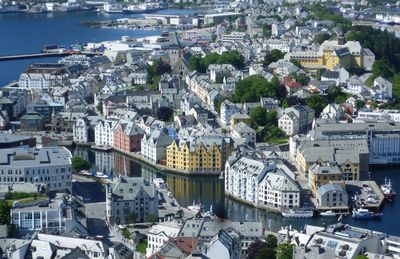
[320,210,337,217]
[153,178,165,189]
[91,145,113,152]
[80,170,92,176]
[95,172,109,179]
[381,178,396,199]
[282,209,314,218]
[187,200,202,213]
[204,204,214,217]
[352,208,383,220]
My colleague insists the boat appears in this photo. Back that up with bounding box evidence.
[91,145,113,152]
[282,209,314,218]
[123,5,145,14]
[0,4,19,13]
[204,204,214,217]
[320,210,337,217]
[352,208,383,219]
[153,178,165,189]
[103,3,123,13]
[381,178,396,199]
[187,200,202,213]
[95,172,109,179]
[80,170,92,176]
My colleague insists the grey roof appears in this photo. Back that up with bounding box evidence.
[309,163,342,175]
[143,129,173,147]
[317,183,346,197]
[200,221,263,238]
[0,133,32,144]
[321,70,339,79]
[110,177,157,200]
[0,147,71,168]
[265,169,299,192]
[232,122,255,134]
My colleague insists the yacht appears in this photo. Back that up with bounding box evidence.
[123,5,145,14]
[95,172,109,179]
[320,211,337,217]
[282,209,314,218]
[381,178,396,199]
[187,200,202,213]
[153,178,165,189]
[352,208,383,219]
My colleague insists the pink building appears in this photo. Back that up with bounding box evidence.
[114,121,144,152]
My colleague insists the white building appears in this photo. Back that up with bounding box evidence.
[231,122,256,145]
[94,119,118,148]
[221,32,246,43]
[278,111,299,136]
[373,76,392,100]
[73,118,90,144]
[358,109,400,122]
[0,147,72,192]
[346,76,365,94]
[141,129,173,163]
[260,168,300,208]
[208,64,236,83]
[146,222,181,257]
[220,100,241,126]
[11,193,86,235]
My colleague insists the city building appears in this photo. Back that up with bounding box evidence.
[166,136,232,173]
[220,100,241,126]
[11,193,87,235]
[146,222,181,257]
[308,162,343,195]
[278,111,299,136]
[94,119,118,148]
[231,122,256,145]
[73,117,90,144]
[113,121,144,152]
[316,183,348,210]
[141,129,173,163]
[106,177,158,225]
[0,147,72,192]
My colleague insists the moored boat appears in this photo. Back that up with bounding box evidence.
[282,209,314,218]
[381,178,396,199]
[320,210,337,217]
[188,200,202,213]
[352,208,383,219]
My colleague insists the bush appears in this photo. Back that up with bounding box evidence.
[71,156,91,172]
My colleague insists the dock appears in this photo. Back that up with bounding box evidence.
[0,51,100,61]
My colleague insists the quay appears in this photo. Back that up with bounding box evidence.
[0,51,100,61]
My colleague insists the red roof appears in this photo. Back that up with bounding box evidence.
[280,77,302,88]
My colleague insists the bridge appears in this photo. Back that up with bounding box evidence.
[0,51,101,62]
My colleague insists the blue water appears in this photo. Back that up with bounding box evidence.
[0,9,198,85]
[74,147,400,235]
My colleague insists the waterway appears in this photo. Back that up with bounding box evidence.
[0,8,199,86]
[72,147,400,235]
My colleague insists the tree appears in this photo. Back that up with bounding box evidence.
[266,234,278,249]
[188,55,206,73]
[156,107,173,122]
[354,256,369,259]
[232,75,276,103]
[327,85,346,103]
[250,106,268,126]
[267,110,278,125]
[264,49,285,67]
[355,100,366,110]
[276,243,294,259]
[313,33,331,44]
[306,95,328,117]
[125,212,137,224]
[246,240,276,259]
[122,228,131,240]
[155,61,171,75]
[372,60,394,79]
[71,156,91,172]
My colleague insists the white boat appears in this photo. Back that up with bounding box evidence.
[153,178,165,189]
[381,177,396,199]
[352,208,383,219]
[282,209,314,218]
[204,204,214,217]
[80,170,92,176]
[123,5,145,14]
[187,200,202,213]
[320,210,337,217]
[95,172,109,179]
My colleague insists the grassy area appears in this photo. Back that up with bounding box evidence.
[136,240,148,254]
[269,137,289,145]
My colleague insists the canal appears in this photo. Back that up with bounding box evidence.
[72,146,400,235]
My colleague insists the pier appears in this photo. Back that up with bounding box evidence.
[0,51,100,61]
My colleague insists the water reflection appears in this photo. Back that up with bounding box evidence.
[72,147,400,235]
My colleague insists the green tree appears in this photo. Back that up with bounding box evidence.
[267,110,278,125]
[372,60,394,79]
[214,97,228,115]
[266,234,278,249]
[264,50,285,67]
[313,33,331,44]
[306,95,328,117]
[232,75,276,103]
[250,106,268,126]
[156,107,173,122]
[355,100,366,110]
[354,255,369,259]
[246,239,276,259]
[276,243,294,259]
[188,55,206,73]
[71,156,91,172]
[122,228,131,239]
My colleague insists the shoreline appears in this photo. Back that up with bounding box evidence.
[75,144,222,177]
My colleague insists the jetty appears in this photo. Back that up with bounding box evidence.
[0,51,100,61]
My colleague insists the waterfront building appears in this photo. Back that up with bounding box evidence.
[166,136,232,173]
[106,177,158,225]
[141,129,173,164]
[94,119,118,148]
[113,121,144,153]
[0,147,72,192]
[225,156,300,209]
[73,117,90,144]
[146,222,181,257]
[308,162,343,195]
[11,193,87,235]
[316,183,348,210]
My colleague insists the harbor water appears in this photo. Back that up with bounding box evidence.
[73,147,400,236]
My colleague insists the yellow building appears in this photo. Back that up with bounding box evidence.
[308,163,343,195]
[166,136,232,173]
[287,38,363,72]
